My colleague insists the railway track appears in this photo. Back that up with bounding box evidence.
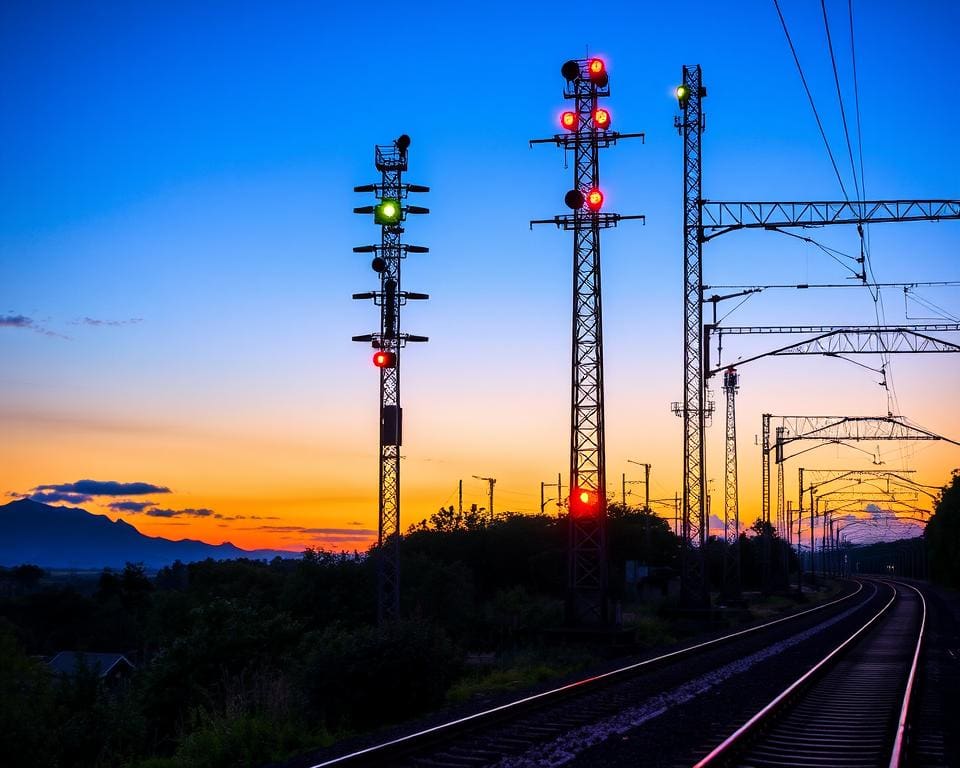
[694,579,926,768]
[282,580,888,768]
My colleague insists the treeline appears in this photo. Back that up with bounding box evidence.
[925,469,960,587]
[1,506,793,767]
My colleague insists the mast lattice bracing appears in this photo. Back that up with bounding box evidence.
[352,137,430,624]
[722,367,741,599]
[531,58,643,625]
[676,64,710,607]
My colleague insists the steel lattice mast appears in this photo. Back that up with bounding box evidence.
[352,135,430,623]
[674,64,710,607]
[676,63,958,604]
[721,366,741,599]
[531,57,643,625]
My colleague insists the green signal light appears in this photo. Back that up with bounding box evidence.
[676,84,689,107]
[375,199,402,225]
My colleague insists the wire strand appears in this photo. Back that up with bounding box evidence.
[773,0,850,201]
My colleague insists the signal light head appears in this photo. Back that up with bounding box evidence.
[676,84,689,107]
[561,111,577,131]
[585,188,604,211]
[373,350,397,368]
[593,108,611,129]
[564,189,585,210]
[588,58,608,86]
[570,487,600,516]
[561,60,581,81]
[374,199,402,225]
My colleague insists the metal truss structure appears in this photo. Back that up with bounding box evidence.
[675,63,710,607]
[352,136,429,623]
[705,324,960,376]
[721,367,741,599]
[675,66,960,603]
[700,199,960,240]
[776,415,958,557]
[531,58,643,625]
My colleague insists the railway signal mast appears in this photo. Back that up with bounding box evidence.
[674,64,710,607]
[531,57,644,625]
[721,366,741,599]
[352,135,430,623]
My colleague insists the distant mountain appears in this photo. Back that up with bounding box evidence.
[0,498,299,569]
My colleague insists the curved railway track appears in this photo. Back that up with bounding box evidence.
[282,580,888,768]
[694,579,926,768]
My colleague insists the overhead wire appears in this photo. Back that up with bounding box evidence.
[772,0,851,201]
[821,0,861,202]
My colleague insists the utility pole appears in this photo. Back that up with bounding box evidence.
[541,474,563,513]
[473,475,496,521]
[531,56,644,626]
[721,366,741,599]
[351,135,430,624]
[458,479,463,516]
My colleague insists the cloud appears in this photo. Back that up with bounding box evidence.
[32,480,171,497]
[248,525,377,536]
[108,500,158,513]
[27,490,93,505]
[1,314,69,339]
[72,317,143,327]
[145,507,215,518]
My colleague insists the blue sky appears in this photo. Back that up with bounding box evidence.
[1,0,957,546]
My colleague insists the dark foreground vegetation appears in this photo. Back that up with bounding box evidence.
[2,476,956,768]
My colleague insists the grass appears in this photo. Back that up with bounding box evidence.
[446,646,596,704]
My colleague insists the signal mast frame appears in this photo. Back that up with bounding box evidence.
[352,135,430,624]
[531,57,644,626]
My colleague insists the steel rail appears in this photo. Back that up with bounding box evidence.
[889,581,927,768]
[693,579,925,768]
[305,582,867,767]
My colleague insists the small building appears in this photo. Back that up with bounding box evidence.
[46,652,135,684]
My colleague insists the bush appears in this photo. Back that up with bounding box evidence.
[298,619,461,728]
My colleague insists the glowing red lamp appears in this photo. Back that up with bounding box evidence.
[570,487,600,516]
[560,111,577,131]
[585,188,604,211]
[373,350,397,368]
[593,108,611,129]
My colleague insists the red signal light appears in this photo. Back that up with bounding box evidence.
[373,350,397,368]
[593,108,611,129]
[585,188,604,211]
[588,58,608,87]
[570,487,600,516]
[560,111,577,131]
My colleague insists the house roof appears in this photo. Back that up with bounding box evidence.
[47,652,135,678]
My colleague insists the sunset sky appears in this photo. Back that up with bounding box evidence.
[2,1,958,552]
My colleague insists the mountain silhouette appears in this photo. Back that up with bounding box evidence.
[0,498,298,568]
